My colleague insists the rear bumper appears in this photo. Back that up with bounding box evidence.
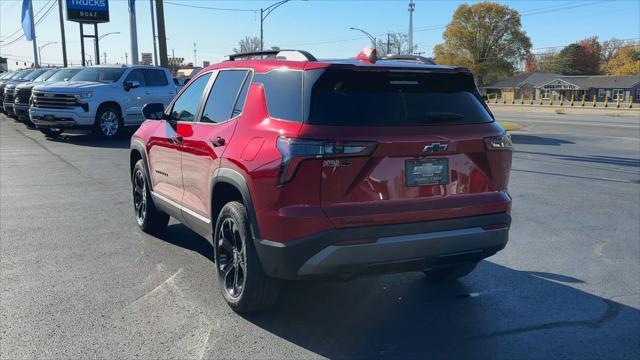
[254,212,511,280]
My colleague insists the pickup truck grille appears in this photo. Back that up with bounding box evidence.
[32,91,77,109]
[15,88,32,104]
[3,90,15,104]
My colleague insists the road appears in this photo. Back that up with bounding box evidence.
[1,110,639,359]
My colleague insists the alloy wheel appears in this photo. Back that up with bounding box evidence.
[100,110,119,137]
[217,218,246,299]
[133,169,147,225]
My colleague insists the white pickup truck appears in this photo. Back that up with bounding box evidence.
[30,65,176,138]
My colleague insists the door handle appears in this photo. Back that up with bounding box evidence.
[211,137,225,147]
[169,135,183,145]
[145,91,152,95]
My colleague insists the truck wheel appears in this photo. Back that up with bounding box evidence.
[95,105,122,137]
[424,262,479,282]
[39,128,64,138]
[214,201,280,313]
[132,159,169,234]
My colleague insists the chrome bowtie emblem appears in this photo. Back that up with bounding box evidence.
[423,143,448,153]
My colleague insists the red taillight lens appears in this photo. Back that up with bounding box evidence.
[276,136,377,184]
[484,133,513,150]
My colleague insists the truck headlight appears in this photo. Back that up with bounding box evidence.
[74,91,93,100]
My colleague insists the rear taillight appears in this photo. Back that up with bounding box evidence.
[484,133,513,150]
[276,136,377,184]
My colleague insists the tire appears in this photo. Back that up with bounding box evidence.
[423,262,479,282]
[39,128,64,138]
[132,159,169,234]
[214,201,279,313]
[94,105,122,138]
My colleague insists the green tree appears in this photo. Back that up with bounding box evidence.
[433,2,531,84]
[553,37,602,75]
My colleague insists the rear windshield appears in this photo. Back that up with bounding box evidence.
[71,67,126,83]
[306,69,493,126]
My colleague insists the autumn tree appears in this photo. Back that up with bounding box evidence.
[604,44,640,75]
[433,2,531,84]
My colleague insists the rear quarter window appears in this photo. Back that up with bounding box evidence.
[253,70,303,122]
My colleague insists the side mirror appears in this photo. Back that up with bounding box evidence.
[142,103,165,120]
[124,80,140,91]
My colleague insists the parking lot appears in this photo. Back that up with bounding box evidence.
[1,109,639,358]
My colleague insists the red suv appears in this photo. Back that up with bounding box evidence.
[130,49,513,312]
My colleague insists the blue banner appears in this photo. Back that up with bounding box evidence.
[21,0,33,41]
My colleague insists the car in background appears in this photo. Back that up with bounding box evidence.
[14,67,84,126]
[1,70,33,112]
[30,65,176,138]
[129,48,513,312]
[3,68,49,117]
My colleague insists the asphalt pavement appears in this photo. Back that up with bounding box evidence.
[1,110,639,359]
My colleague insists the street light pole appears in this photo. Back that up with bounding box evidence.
[349,27,377,48]
[38,42,57,66]
[260,0,293,52]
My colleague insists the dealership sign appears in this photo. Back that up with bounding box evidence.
[67,0,109,23]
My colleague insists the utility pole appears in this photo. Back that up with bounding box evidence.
[103,52,107,64]
[149,0,158,66]
[260,0,292,52]
[155,0,169,68]
[57,0,68,66]
[129,0,139,64]
[387,33,391,54]
[408,0,415,54]
[193,42,197,66]
[125,52,128,65]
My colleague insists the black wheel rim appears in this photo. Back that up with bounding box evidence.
[133,169,147,225]
[217,218,246,299]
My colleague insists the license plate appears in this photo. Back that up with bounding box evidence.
[406,158,449,186]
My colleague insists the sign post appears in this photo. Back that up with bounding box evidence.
[66,0,110,66]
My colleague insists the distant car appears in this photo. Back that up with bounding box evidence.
[30,65,177,138]
[129,49,513,313]
[1,69,35,113]
[14,67,84,126]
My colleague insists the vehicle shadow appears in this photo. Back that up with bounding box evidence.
[161,223,215,261]
[44,130,133,149]
[511,134,575,146]
[239,261,639,359]
[515,150,640,168]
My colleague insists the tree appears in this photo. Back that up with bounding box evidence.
[604,44,640,75]
[433,2,531,84]
[375,32,417,57]
[601,38,624,63]
[233,36,261,54]
[553,37,602,75]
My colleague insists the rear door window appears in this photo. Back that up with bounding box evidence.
[306,69,493,126]
[253,70,303,122]
[200,70,249,123]
[143,69,169,87]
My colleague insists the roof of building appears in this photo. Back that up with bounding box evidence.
[484,72,640,90]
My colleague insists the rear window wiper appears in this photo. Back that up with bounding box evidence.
[425,112,465,122]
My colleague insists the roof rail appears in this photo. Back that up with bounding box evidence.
[226,50,317,62]
[381,55,436,65]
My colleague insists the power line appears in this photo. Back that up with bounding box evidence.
[164,1,256,13]
[0,0,55,42]
[1,0,57,47]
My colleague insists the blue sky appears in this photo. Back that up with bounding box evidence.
[1,0,639,69]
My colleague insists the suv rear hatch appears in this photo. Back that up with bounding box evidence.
[296,67,512,228]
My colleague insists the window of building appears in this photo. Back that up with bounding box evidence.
[636,89,640,101]
[542,90,551,99]
[612,89,624,101]
[598,89,606,99]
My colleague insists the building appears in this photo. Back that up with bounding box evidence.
[483,72,640,103]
